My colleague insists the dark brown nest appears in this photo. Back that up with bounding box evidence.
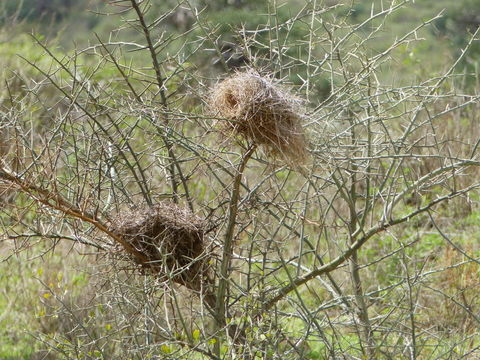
[111,202,211,292]
[210,70,307,162]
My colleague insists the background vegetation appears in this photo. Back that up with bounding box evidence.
[1,0,480,359]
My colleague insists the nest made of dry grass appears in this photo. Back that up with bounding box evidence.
[111,202,211,291]
[210,70,307,162]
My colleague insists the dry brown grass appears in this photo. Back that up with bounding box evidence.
[210,70,307,162]
[111,202,212,292]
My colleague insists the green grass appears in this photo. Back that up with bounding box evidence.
[0,248,96,358]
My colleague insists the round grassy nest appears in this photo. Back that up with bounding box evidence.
[210,70,307,162]
[111,202,211,292]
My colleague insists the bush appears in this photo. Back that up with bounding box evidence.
[1,1,480,359]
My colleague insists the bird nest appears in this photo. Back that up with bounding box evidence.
[210,70,307,162]
[110,202,211,292]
